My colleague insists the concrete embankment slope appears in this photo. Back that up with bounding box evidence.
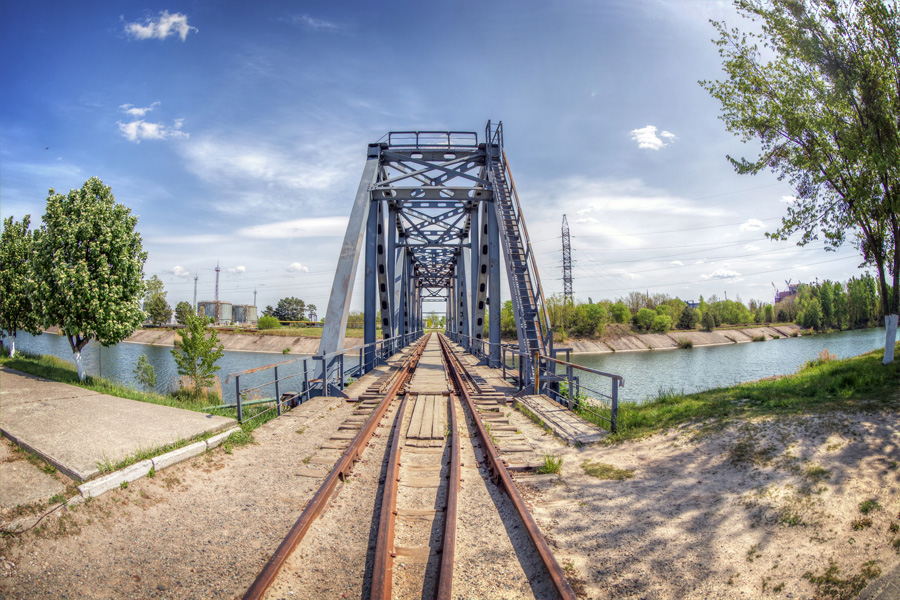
[565,324,802,354]
[124,329,365,355]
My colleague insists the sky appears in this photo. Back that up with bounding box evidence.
[0,0,868,317]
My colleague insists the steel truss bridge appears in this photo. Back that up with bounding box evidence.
[317,121,552,392]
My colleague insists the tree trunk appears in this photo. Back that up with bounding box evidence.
[67,333,90,380]
[9,331,16,357]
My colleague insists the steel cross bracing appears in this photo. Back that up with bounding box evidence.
[317,122,553,391]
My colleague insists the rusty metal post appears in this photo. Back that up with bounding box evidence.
[302,359,310,404]
[235,376,242,423]
[611,377,619,434]
[533,350,540,395]
[274,367,281,416]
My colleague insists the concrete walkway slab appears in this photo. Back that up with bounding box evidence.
[0,367,236,482]
[515,394,607,445]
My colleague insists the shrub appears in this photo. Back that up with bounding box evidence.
[650,314,672,334]
[609,302,631,324]
[634,307,656,331]
[257,315,280,330]
[677,337,693,349]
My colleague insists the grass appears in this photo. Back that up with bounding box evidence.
[677,337,693,349]
[579,343,900,443]
[581,460,634,480]
[536,453,563,474]
[803,560,881,600]
[859,499,882,515]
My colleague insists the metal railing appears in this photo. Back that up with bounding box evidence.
[386,131,478,148]
[224,329,423,424]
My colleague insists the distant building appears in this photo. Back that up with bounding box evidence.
[774,283,801,305]
[685,300,700,310]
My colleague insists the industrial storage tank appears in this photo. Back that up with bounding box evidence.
[197,301,233,325]
[232,304,258,325]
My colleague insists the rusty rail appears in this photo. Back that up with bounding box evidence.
[371,394,409,600]
[437,391,460,598]
[242,334,429,600]
[438,334,577,600]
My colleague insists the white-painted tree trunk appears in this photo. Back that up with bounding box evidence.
[883,314,898,365]
[74,351,86,380]
[9,336,15,357]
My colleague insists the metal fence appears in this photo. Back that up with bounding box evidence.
[224,329,423,424]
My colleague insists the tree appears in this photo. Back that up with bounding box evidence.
[0,215,41,355]
[146,295,172,325]
[500,300,516,337]
[702,310,717,332]
[306,303,318,320]
[764,304,775,323]
[609,302,631,324]
[650,314,672,334]
[634,307,656,332]
[175,301,194,325]
[257,315,280,330]
[702,0,900,362]
[677,306,698,330]
[171,312,225,398]
[273,296,306,322]
[572,303,607,337]
[32,177,146,379]
[143,274,165,306]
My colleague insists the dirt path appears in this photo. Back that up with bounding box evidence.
[2,396,897,599]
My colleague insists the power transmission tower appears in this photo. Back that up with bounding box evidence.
[562,214,573,304]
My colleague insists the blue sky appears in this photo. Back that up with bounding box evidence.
[1,0,865,315]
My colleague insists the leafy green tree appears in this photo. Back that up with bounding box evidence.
[273,296,306,322]
[702,310,717,332]
[257,315,280,330]
[174,301,194,325]
[650,314,672,334]
[801,298,823,330]
[634,307,656,332]
[677,306,698,330]
[702,0,900,361]
[132,354,157,391]
[146,294,172,325]
[609,302,631,324]
[832,282,849,329]
[572,303,607,337]
[143,274,166,306]
[764,304,775,324]
[171,312,225,398]
[32,177,146,380]
[500,300,516,337]
[0,215,41,355]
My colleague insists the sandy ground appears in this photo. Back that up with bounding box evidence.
[2,396,898,599]
[507,405,900,599]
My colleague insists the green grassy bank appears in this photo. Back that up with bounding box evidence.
[582,345,900,443]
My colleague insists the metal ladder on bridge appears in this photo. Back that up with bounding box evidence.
[486,125,550,387]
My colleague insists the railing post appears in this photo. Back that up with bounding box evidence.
[359,346,364,376]
[235,375,243,424]
[611,377,619,434]
[339,353,345,390]
[533,351,540,395]
[274,366,281,416]
[302,359,310,404]
[502,346,507,381]
[566,363,574,409]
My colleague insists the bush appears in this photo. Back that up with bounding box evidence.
[650,314,672,333]
[677,337,693,349]
[634,307,656,331]
[257,315,280,330]
[677,306,698,330]
[609,302,631,324]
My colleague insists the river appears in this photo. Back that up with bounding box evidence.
[568,327,896,404]
[7,327,895,405]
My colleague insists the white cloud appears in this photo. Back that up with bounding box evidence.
[125,11,198,41]
[238,217,349,239]
[671,260,684,266]
[170,265,190,278]
[118,118,189,143]
[739,218,765,231]
[701,266,744,281]
[287,262,310,273]
[630,125,676,150]
[226,266,246,275]
[120,102,160,118]
[744,244,761,252]
[780,195,797,204]
[291,14,342,31]
[179,137,348,192]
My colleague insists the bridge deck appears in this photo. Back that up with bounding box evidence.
[406,337,448,394]
[514,394,607,446]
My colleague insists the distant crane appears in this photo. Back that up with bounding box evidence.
[561,215,573,304]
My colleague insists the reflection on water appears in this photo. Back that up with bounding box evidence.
[565,327,895,404]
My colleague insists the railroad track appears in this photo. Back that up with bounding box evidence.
[244,333,575,600]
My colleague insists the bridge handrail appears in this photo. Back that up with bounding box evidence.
[386,131,478,148]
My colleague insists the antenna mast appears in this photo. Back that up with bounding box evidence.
[193,273,199,312]
[561,214,573,304]
[214,262,221,324]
